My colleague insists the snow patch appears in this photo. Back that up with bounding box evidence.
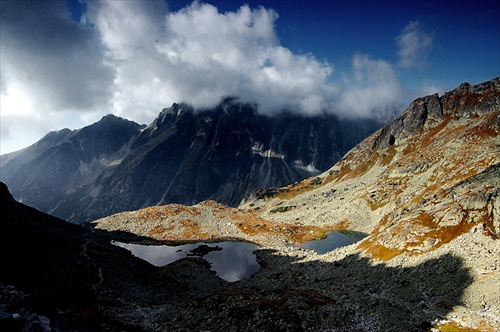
[291,160,320,176]
[251,142,285,159]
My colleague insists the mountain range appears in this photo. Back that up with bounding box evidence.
[0,99,381,223]
[0,77,499,331]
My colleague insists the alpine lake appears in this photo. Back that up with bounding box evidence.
[113,231,366,282]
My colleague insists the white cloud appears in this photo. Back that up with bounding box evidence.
[338,54,404,118]
[0,0,114,153]
[0,1,114,112]
[86,0,335,118]
[1,0,440,154]
[396,20,435,69]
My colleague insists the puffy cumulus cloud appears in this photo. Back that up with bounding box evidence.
[85,0,335,118]
[84,0,172,123]
[337,54,404,118]
[396,20,435,69]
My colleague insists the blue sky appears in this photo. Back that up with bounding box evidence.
[186,0,499,90]
[1,0,499,154]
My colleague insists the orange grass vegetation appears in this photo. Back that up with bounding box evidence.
[331,219,351,230]
[400,118,451,158]
[433,321,497,332]
[485,219,500,239]
[462,85,498,111]
[358,210,481,260]
[357,240,403,261]
[365,182,407,211]
[366,197,389,211]
[147,218,210,241]
[136,204,202,222]
[407,221,475,255]
[273,177,325,200]
[340,153,376,181]
[199,200,229,211]
[339,145,398,182]
[379,145,398,166]
[232,210,332,244]
[415,153,497,208]
[464,110,500,139]
[321,170,338,186]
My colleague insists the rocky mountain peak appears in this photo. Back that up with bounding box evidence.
[372,77,499,150]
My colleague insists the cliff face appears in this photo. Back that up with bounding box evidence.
[0,100,381,223]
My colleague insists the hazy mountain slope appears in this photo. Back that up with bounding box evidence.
[71,101,379,220]
[0,128,73,168]
[0,115,144,214]
[1,99,382,223]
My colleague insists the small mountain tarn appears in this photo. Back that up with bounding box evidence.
[112,240,260,282]
[300,230,368,254]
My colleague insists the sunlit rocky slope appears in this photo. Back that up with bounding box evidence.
[241,78,500,257]
[4,177,499,331]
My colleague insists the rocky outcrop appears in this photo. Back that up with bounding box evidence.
[372,79,499,150]
[372,93,442,149]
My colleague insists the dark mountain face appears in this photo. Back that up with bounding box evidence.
[0,100,382,223]
[0,115,145,216]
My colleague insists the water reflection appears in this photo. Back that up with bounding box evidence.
[300,231,366,254]
[112,240,260,282]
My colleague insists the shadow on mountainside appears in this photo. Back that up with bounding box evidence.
[1,181,474,331]
[163,248,473,332]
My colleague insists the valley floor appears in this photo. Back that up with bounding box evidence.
[95,211,500,332]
